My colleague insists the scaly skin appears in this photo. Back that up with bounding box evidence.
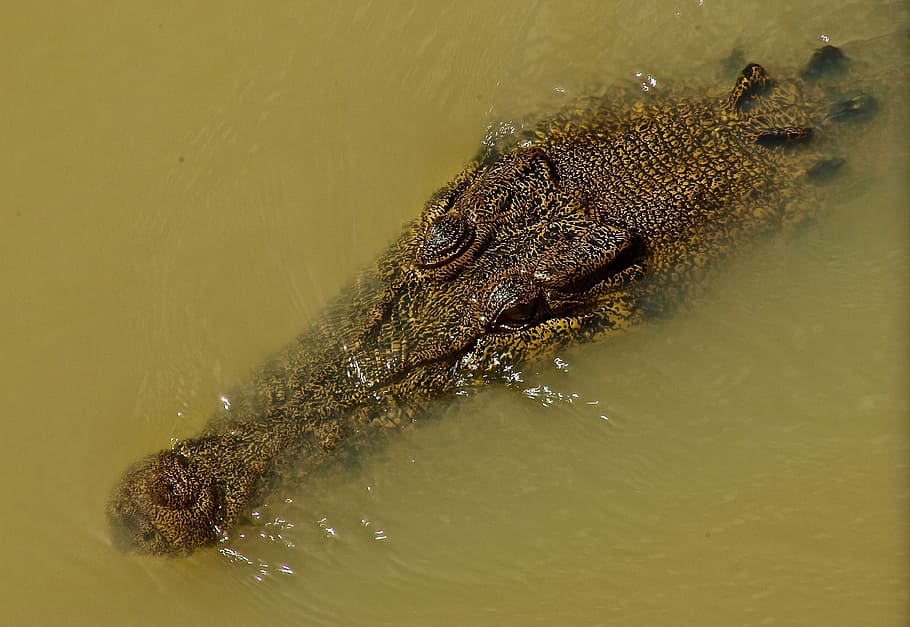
[108,47,877,555]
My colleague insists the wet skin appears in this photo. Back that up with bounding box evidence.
[108,46,878,555]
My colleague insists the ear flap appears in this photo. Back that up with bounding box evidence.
[533,218,646,295]
[486,146,559,193]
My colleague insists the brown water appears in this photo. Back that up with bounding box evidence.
[1,1,907,624]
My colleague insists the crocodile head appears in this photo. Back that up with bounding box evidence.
[107,146,651,556]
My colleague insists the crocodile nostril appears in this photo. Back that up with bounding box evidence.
[148,454,201,509]
[417,212,476,268]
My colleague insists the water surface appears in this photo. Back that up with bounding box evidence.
[1,1,907,624]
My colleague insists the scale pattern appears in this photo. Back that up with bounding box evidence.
[108,48,872,555]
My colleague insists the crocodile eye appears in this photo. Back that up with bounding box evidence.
[487,274,544,332]
[417,213,475,268]
[494,299,540,331]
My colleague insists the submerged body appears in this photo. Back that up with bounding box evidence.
[109,47,877,555]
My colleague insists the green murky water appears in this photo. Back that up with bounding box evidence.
[1,1,907,624]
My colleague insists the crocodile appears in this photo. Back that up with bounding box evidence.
[108,45,880,556]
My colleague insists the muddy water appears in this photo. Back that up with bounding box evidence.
[1,1,907,624]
